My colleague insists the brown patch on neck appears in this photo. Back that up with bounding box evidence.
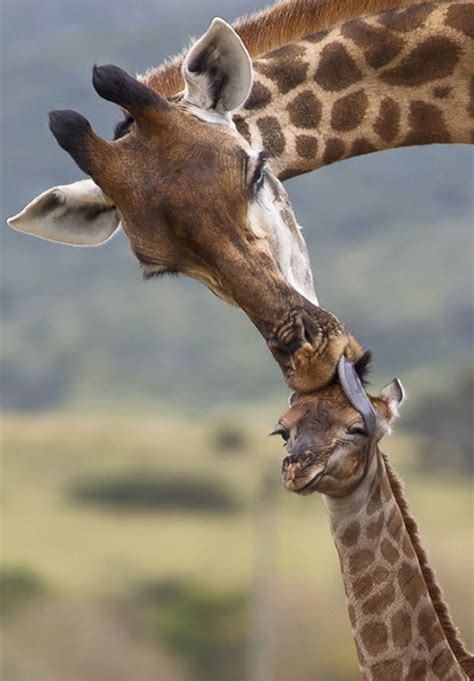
[383,454,474,676]
[141,0,427,97]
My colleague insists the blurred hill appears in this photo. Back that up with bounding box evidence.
[1,0,473,412]
[1,412,472,680]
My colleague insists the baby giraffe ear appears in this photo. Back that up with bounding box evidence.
[183,18,252,113]
[380,379,406,419]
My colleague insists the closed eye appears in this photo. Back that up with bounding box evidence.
[142,267,179,281]
[347,424,368,436]
[134,252,179,280]
[269,424,290,443]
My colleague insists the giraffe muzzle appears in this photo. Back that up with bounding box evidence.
[281,454,326,494]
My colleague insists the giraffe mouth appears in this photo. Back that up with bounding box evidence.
[281,460,326,495]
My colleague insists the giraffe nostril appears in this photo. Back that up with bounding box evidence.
[288,449,313,467]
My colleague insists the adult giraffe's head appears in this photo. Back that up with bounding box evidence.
[8,18,363,392]
[277,355,405,496]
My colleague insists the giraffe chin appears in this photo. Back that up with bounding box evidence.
[281,460,326,495]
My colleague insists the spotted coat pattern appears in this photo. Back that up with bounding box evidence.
[235,0,474,180]
[327,453,467,681]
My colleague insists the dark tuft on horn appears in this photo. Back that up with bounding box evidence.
[48,109,94,175]
[92,64,169,114]
[49,110,91,148]
[354,350,373,386]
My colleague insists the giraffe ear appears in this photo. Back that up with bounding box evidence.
[379,379,405,419]
[7,179,120,246]
[183,18,252,113]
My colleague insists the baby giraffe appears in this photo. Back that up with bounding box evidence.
[274,356,473,681]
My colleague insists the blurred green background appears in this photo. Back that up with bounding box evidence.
[1,1,473,680]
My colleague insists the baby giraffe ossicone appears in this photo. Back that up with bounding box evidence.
[274,357,473,681]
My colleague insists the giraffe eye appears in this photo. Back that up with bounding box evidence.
[347,424,368,436]
[269,424,290,443]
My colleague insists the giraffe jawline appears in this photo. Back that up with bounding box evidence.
[296,469,326,495]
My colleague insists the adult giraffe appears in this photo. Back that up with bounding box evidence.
[277,358,474,680]
[8,0,473,393]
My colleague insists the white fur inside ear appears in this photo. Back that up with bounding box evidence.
[183,17,252,113]
[7,179,120,246]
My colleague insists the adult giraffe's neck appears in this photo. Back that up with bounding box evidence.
[324,450,471,680]
[142,0,425,97]
[236,0,473,181]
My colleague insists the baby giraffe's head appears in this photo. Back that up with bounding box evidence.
[275,355,405,497]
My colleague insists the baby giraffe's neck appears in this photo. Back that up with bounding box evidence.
[324,450,470,681]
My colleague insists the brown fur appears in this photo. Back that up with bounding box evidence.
[384,456,474,677]
[267,308,364,392]
[278,387,472,676]
[142,0,425,96]
[50,82,364,394]
[238,0,474,179]
[38,0,472,397]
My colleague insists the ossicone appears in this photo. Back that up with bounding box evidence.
[354,350,372,386]
[48,109,98,177]
[49,110,92,150]
[92,64,169,116]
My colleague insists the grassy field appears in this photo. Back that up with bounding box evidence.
[1,411,473,681]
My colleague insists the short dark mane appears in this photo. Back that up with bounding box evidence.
[383,455,474,677]
[141,0,425,98]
